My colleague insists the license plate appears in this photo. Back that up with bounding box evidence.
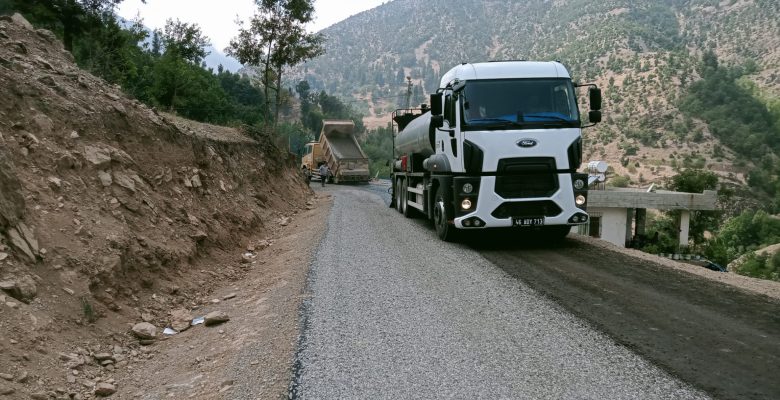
[512,217,544,227]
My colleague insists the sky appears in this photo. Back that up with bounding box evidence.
[117,0,387,53]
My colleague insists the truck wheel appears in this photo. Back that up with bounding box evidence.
[402,183,414,218]
[433,187,457,242]
[395,178,404,214]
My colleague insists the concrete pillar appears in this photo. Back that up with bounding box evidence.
[635,208,646,237]
[678,210,691,248]
[625,208,634,247]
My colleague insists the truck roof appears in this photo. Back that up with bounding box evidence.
[439,61,570,88]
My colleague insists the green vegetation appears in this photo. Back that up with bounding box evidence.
[360,126,394,179]
[228,0,325,125]
[1,0,269,127]
[733,251,780,281]
[702,210,780,281]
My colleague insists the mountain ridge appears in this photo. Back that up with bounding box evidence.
[291,0,780,194]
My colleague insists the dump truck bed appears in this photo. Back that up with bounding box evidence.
[319,120,370,183]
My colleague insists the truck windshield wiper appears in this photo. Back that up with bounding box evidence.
[521,114,574,122]
[467,118,523,127]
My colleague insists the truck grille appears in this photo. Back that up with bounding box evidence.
[495,157,558,198]
[491,201,562,219]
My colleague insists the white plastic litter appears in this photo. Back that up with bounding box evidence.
[191,316,205,326]
[163,327,178,335]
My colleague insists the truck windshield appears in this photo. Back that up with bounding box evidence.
[462,79,580,130]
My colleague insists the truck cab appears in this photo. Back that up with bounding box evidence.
[392,61,601,241]
[301,142,325,181]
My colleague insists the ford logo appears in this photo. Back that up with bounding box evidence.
[516,139,537,148]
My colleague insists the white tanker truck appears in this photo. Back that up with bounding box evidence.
[390,61,602,241]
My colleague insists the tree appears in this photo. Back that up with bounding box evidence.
[153,19,210,111]
[5,0,140,51]
[159,18,210,64]
[227,0,324,126]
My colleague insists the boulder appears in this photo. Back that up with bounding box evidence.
[98,170,112,187]
[94,383,116,397]
[109,148,135,165]
[16,222,39,255]
[112,171,136,192]
[0,276,36,303]
[47,176,62,190]
[83,146,111,168]
[204,310,230,326]
[169,308,192,332]
[131,322,157,340]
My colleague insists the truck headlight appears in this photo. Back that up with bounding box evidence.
[462,183,473,194]
[575,195,586,206]
[461,198,472,210]
[573,179,585,190]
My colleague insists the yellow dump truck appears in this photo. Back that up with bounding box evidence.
[301,120,370,184]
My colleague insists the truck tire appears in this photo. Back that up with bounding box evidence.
[433,186,457,242]
[402,183,414,218]
[395,178,405,214]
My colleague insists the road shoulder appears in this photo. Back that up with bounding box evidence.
[113,193,332,399]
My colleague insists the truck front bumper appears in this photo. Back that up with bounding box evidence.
[452,175,588,229]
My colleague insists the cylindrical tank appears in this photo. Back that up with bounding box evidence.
[395,111,435,157]
[588,160,608,174]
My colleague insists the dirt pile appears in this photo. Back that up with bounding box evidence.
[0,13,311,398]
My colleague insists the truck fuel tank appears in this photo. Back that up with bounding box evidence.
[394,111,436,157]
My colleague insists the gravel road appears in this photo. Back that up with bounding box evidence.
[289,186,708,399]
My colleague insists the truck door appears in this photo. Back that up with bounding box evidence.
[439,92,463,173]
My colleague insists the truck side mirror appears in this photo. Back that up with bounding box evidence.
[430,93,443,116]
[431,115,444,128]
[589,87,602,111]
[589,110,602,123]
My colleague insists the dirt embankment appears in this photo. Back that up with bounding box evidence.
[0,14,311,399]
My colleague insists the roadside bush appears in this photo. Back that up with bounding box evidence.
[609,175,630,188]
[733,252,780,282]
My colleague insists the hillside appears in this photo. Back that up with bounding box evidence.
[0,13,312,398]
[292,0,780,192]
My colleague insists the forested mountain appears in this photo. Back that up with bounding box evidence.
[292,0,780,205]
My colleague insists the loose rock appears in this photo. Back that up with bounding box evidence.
[204,310,230,326]
[47,176,62,190]
[97,170,112,187]
[222,293,237,300]
[169,309,192,332]
[83,146,111,168]
[94,383,116,397]
[93,353,114,362]
[130,322,157,340]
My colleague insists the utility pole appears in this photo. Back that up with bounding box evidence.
[405,76,413,109]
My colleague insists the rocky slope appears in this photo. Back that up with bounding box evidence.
[0,13,311,399]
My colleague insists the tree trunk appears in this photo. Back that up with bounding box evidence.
[61,0,79,52]
[274,66,283,128]
[262,41,274,127]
